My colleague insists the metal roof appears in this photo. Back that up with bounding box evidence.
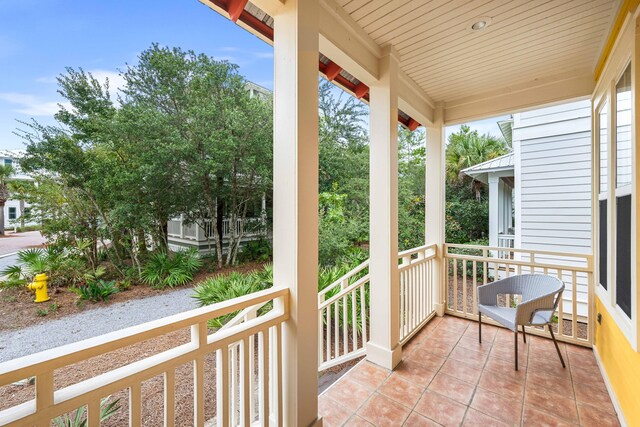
[461,152,514,184]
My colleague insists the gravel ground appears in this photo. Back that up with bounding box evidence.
[0,287,200,362]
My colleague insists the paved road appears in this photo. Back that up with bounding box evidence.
[0,231,44,256]
[0,253,19,275]
[0,287,201,362]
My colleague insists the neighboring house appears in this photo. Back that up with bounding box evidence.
[167,82,272,254]
[0,149,37,230]
[463,99,592,318]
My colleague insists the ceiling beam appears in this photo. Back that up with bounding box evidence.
[444,70,595,125]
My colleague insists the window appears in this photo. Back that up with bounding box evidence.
[8,207,16,220]
[615,64,633,319]
[4,158,12,167]
[598,101,608,290]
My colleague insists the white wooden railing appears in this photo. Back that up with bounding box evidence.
[444,244,593,346]
[0,287,289,427]
[317,260,370,372]
[399,244,438,344]
[317,244,438,371]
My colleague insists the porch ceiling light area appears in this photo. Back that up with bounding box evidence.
[469,16,492,31]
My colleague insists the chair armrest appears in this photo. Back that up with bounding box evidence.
[515,290,562,326]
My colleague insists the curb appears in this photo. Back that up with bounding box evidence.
[0,252,17,259]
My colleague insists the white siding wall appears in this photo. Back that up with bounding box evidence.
[513,99,592,318]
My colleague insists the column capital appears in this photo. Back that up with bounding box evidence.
[380,44,400,63]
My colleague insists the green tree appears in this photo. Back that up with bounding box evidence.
[446,124,507,199]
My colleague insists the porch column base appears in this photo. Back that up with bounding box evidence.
[434,302,445,317]
[366,341,402,370]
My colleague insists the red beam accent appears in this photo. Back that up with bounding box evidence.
[238,10,274,40]
[324,61,342,81]
[354,83,369,99]
[227,0,249,22]
[407,118,420,131]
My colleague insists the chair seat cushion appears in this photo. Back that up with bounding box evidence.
[478,304,517,331]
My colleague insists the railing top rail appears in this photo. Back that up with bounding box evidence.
[0,287,289,383]
[444,243,592,262]
[319,274,370,309]
[444,252,593,273]
[318,259,370,297]
[398,243,437,258]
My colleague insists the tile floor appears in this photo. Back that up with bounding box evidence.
[319,315,620,427]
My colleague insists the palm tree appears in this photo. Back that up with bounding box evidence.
[446,125,508,199]
[0,164,15,235]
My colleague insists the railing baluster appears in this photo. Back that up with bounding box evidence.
[351,290,357,353]
[556,269,564,338]
[129,383,142,427]
[241,338,251,427]
[258,330,269,427]
[462,259,468,316]
[326,304,332,361]
[192,323,206,427]
[164,369,175,427]
[572,270,578,340]
[87,400,100,427]
[217,347,230,426]
[333,301,339,358]
[360,284,368,344]
[342,294,348,356]
[453,259,458,313]
[472,260,477,316]
[272,325,283,427]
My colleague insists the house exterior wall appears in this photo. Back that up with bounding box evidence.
[512,99,592,319]
[0,151,37,230]
[513,99,593,254]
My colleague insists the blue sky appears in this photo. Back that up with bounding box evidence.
[0,0,504,150]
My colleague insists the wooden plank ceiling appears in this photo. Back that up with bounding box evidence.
[337,0,620,103]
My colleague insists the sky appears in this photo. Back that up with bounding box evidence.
[0,0,505,150]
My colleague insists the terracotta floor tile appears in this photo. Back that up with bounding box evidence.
[438,317,470,334]
[573,381,615,413]
[566,349,598,369]
[439,358,483,384]
[463,408,510,427]
[325,377,375,412]
[319,395,354,427]
[522,405,578,427]
[414,390,467,427]
[449,346,488,368]
[470,388,523,425]
[391,360,437,388]
[428,371,475,404]
[484,356,527,382]
[489,344,528,368]
[570,364,604,387]
[402,412,441,426]
[528,354,569,375]
[419,339,456,358]
[477,369,525,401]
[357,393,411,426]
[526,370,574,398]
[524,388,578,424]
[344,415,373,426]
[378,375,424,408]
[404,349,447,372]
[347,361,391,389]
[456,335,493,354]
[577,402,620,427]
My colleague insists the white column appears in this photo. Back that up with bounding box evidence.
[367,45,402,370]
[272,1,321,426]
[426,104,446,316]
[488,174,500,250]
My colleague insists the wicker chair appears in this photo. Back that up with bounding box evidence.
[477,274,565,370]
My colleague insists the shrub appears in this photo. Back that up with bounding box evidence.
[141,249,202,289]
[192,266,272,328]
[53,396,120,427]
[238,239,272,263]
[71,280,119,302]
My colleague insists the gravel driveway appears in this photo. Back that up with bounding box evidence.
[0,287,200,362]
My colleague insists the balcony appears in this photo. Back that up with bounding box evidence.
[0,242,608,426]
[319,315,616,426]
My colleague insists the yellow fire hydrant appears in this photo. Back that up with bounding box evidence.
[27,273,50,303]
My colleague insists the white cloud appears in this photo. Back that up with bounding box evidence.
[254,51,273,59]
[88,69,126,95]
[0,92,71,116]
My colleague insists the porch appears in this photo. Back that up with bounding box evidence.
[320,315,616,427]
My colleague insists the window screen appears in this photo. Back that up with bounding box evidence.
[599,199,608,290]
[599,102,608,194]
[616,65,632,189]
[616,194,632,318]
[8,207,16,220]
